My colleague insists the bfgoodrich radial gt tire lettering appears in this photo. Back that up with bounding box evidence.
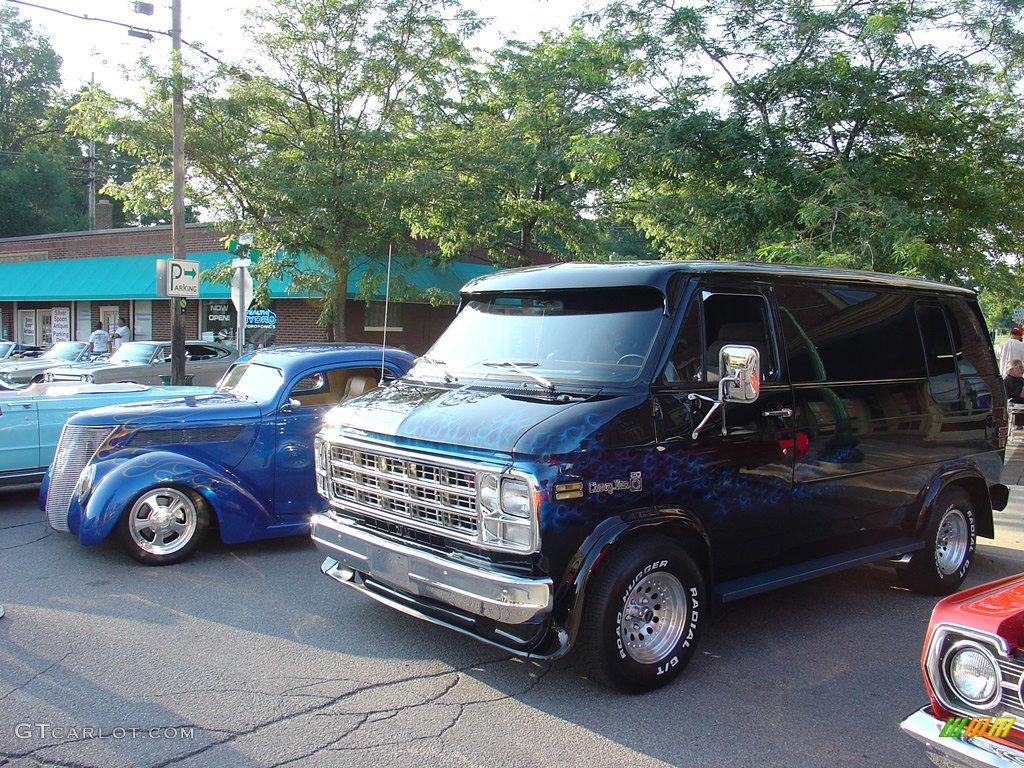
[899,487,976,596]
[578,536,705,693]
[116,486,209,566]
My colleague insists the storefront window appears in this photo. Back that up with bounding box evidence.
[202,300,278,350]
[203,300,236,346]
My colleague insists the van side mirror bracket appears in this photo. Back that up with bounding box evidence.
[687,345,761,439]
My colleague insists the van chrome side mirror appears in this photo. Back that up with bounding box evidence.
[719,345,760,403]
[687,344,762,439]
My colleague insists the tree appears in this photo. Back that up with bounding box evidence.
[0,7,87,236]
[599,0,1024,298]
[402,29,637,266]
[71,0,478,340]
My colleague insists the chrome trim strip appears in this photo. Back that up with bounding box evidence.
[901,707,1024,768]
[311,513,551,624]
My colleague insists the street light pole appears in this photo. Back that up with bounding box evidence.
[170,0,186,384]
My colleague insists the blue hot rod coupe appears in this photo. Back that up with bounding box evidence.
[40,344,416,565]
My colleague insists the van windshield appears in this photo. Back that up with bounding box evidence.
[413,287,665,387]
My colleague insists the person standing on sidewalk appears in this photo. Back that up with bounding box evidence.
[111,317,131,350]
[88,322,110,356]
[1006,359,1024,429]
[1000,327,1024,375]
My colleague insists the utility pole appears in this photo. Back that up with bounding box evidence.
[170,0,186,384]
[88,76,96,230]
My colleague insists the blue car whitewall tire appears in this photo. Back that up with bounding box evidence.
[117,486,209,565]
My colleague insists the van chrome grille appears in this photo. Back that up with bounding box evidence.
[45,425,113,532]
[322,439,480,541]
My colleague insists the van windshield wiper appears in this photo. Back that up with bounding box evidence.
[481,360,555,393]
[416,355,457,384]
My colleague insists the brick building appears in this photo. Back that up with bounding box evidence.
[0,221,495,355]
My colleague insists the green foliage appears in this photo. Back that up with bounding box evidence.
[0,7,90,236]
[599,0,1024,307]
[58,0,1024,335]
[72,0,478,339]
[400,29,638,265]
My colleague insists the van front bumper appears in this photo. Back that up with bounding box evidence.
[311,513,553,625]
[901,707,1024,768]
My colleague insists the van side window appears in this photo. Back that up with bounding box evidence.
[776,283,926,383]
[917,304,961,402]
[701,293,776,381]
[947,299,999,378]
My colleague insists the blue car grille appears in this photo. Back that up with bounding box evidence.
[323,439,480,541]
[45,425,113,532]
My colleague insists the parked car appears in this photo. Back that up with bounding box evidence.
[901,571,1024,766]
[41,344,417,565]
[0,341,93,384]
[0,339,45,360]
[311,261,1007,693]
[43,340,238,386]
[0,377,215,486]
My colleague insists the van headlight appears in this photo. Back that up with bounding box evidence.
[477,472,537,552]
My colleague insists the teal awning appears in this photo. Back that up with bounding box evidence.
[0,251,496,302]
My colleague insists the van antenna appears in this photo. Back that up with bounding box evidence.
[380,240,393,385]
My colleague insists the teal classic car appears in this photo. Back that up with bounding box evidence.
[0,377,214,486]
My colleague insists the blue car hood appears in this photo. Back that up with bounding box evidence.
[67,392,262,427]
[334,380,647,458]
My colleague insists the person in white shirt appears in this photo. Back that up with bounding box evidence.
[999,326,1024,375]
[112,318,131,350]
[89,322,110,355]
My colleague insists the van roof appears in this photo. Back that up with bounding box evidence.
[461,260,976,296]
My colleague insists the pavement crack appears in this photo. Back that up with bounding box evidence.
[150,654,545,766]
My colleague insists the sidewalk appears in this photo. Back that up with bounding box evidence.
[979,436,1024,572]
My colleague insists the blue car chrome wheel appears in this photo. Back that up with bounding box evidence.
[118,486,209,565]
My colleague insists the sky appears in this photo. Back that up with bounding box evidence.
[7,0,596,97]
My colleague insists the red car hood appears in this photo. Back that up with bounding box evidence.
[931,572,1024,651]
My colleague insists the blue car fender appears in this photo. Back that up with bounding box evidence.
[76,451,272,547]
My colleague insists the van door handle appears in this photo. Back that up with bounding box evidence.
[762,407,793,418]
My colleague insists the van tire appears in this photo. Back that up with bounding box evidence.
[577,537,704,693]
[899,487,976,596]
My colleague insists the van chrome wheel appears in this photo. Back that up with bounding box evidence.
[619,571,688,664]
[934,508,969,576]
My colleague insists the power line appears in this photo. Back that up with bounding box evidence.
[3,0,239,69]
[4,0,167,38]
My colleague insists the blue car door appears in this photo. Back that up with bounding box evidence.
[273,365,385,518]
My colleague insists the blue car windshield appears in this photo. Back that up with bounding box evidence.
[217,362,283,401]
[413,287,666,387]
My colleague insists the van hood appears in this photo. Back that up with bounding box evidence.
[68,392,261,427]
[332,380,650,457]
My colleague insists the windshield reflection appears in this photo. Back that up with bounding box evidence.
[412,287,665,387]
[217,362,283,401]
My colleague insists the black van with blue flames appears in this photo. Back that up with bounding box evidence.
[311,261,1008,692]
